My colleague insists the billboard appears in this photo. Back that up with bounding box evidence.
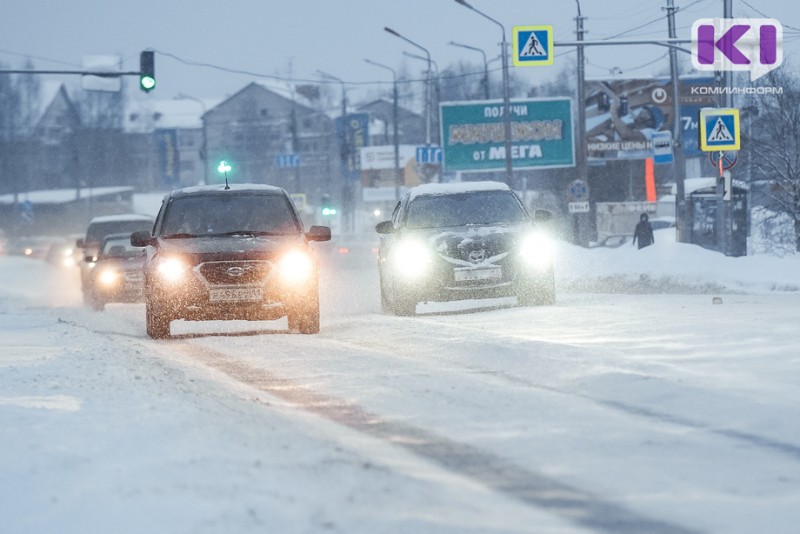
[439,98,574,172]
[585,77,717,160]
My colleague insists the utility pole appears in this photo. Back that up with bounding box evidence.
[666,0,688,243]
[575,1,589,245]
[720,0,734,255]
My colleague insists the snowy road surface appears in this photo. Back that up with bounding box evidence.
[1,235,799,534]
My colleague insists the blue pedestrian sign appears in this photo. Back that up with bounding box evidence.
[699,108,740,152]
[512,25,554,66]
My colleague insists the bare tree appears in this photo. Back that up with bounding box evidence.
[747,68,800,252]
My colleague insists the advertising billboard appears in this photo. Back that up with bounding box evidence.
[439,98,574,172]
[585,77,717,160]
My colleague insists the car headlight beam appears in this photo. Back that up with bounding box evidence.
[157,257,188,283]
[98,268,120,286]
[519,232,554,271]
[278,249,314,285]
[391,238,432,279]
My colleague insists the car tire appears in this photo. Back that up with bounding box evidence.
[517,270,556,307]
[145,297,172,339]
[90,291,105,312]
[287,290,320,334]
[390,282,417,316]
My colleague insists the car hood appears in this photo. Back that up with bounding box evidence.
[408,223,530,267]
[155,234,304,259]
[98,256,146,269]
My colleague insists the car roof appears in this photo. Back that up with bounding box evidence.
[167,183,287,199]
[89,213,155,223]
[102,232,134,241]
[408,181,511,201]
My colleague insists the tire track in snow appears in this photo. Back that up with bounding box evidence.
[167,340,701,534]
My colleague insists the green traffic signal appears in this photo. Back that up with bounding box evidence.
[217,161,232,174]
[139,51,155,93]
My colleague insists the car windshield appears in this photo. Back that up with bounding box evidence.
[404,190,528,229]
[101,237,144,257]
[86,220,153,244]
[160,193,299,237]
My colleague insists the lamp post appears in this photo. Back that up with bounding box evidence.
[448,41,489,99]
[384,27,432,150]
[454,0,513,186]
[364,59,402,202]
[402,51,441,145]
[175,93,208,185]
[317,70,354,231]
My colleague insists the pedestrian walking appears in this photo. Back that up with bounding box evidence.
[632,213,654,249]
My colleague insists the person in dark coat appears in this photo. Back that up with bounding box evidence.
[633,213,654,249]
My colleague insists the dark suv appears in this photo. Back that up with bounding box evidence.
[131,184,331,338]
[77,214,156,305]
[376,181,555,315]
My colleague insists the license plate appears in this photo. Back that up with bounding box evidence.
[454,267,502,282]
[209,287,263,302]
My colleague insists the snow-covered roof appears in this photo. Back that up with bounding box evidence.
[124,98,222,132]
[89,213,154,223]
[409,181,510,200]
[0,186,134,206]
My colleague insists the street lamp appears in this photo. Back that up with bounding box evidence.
[448,41,490,99]
[453,0,513,186]
[402,51,441,145]
[364,58,402,202]
[175,93,208,184]
[384,27,432,150]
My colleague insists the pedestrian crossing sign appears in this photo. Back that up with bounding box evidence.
[699,108,740,151]
[512,25,554,66]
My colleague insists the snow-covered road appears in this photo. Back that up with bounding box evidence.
[1,236,799,534]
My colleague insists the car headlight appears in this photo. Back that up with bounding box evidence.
[519,232,554,271]
[156,257,188,283]
[391,238,432,278]
[278,249,314,284]
[98,268,120,286]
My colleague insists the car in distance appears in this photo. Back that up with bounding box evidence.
[77,214,155,305]
[376,181,555,316]
[131,184,331,339]
[87,233,147,311]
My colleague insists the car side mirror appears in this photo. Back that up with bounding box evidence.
[306,225,332,242]
[130,231,154,247]
[75,238,86,248]
[533,209,553,223]
[375,220,394,234]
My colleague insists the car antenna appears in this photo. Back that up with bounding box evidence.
[217,160,232,190]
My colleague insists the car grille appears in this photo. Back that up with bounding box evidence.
[123,271,143,282]
[197,260,272,286]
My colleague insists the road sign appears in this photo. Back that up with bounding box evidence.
[709,150,738,174]
[512,25,554,66]
[568,202,590,214]
[568,179,589,202]
[275,153,300,168]
[415,146,442,164]
[439,98,574,172]
[699,108,740,152]
[651,131,674,164]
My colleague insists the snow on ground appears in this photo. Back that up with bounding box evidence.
[1,230,799,533]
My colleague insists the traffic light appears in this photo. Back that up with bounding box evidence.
[139,51,155,93]
[321,194,337,216]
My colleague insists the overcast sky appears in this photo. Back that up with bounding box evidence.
[1,0,798,109]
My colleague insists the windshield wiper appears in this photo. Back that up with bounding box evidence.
[162,232,197,239]
[206,230,284,237]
